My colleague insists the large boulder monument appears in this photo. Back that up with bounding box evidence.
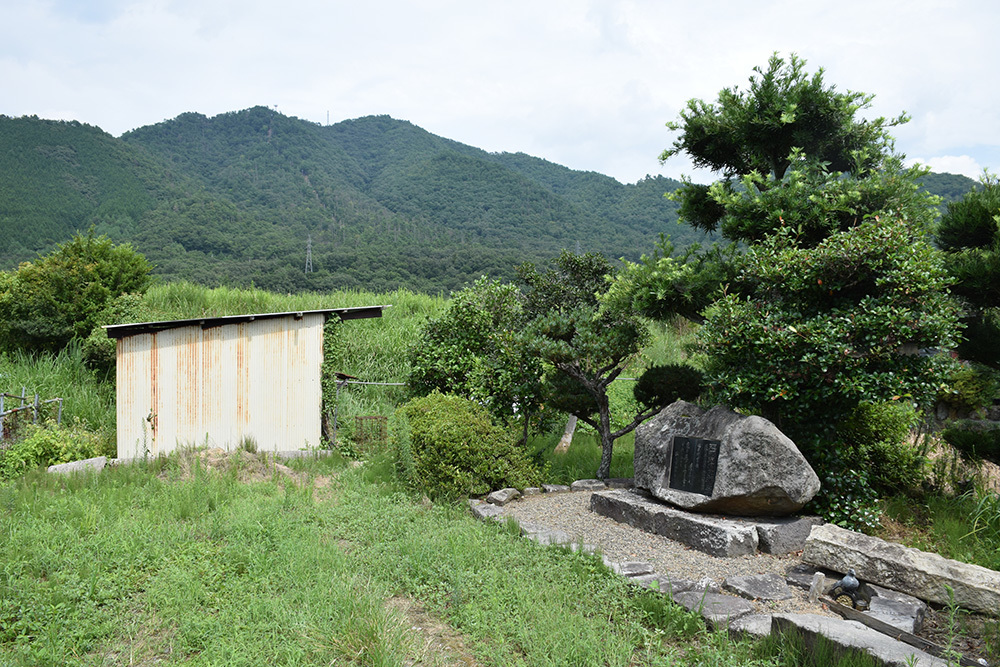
[634,401,820,516]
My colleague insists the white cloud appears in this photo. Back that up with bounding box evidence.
[907,155,984,180]
[2,0,999,184]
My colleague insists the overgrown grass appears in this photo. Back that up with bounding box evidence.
[0,459,408,666]
[883,489,1000,572]
[0,345,116,454]
[0,452,746,666]
[533,431,637,483]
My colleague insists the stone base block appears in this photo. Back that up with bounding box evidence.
[590,489,759,557]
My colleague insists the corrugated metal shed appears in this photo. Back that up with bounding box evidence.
[106,307,385,459]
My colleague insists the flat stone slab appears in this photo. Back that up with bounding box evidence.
[606,477,634,489]
[526,529,574,546]
[590,489,758,557]
[755,516,824,554]
[727,613,773,640]
[771,614,949,666]
[571,479,607,491]
[542,484,571,494]
[867,596,925,634]
[468,499,504,521]
[522,487,542,496]
[486,487,521,506]
[603,558,655,577]
[804,523,1000,615]
[672,591,754,630]
[723,573,793,601]
[47,456,107,475]
[627,574,698,596]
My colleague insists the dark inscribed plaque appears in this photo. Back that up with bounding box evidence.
[668,436,721,495]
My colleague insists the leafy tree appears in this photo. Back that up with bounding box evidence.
[662,52,907,237]
[0,230,152,354]
[519,251,671,479]
[630,53,961,451]
[697,218,960,436]
[936,172,1000,368]
[406,276,544,436]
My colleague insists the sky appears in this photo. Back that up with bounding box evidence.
[2,0,998,185]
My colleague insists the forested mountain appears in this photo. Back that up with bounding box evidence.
[0,109,978,294]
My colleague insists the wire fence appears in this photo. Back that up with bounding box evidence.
[1,389,64,445]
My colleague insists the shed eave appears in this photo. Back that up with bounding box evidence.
[103,305,388,340]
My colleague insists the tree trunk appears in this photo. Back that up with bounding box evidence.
[554,415,577,454]
[595,395,614,480]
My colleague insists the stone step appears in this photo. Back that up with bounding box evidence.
[771,614,950,667]
[804,523,1000,616]
[590,488,759,557]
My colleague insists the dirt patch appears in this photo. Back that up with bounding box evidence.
[386,596,482,667]
[160,447,342,488]
[919,605,998,663]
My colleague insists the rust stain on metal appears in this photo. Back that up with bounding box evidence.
[114,312,333,458]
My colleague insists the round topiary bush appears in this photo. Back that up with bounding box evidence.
[633,364,704,409]
[399,392,543,499]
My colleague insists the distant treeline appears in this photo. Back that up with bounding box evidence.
[0,110,976,293]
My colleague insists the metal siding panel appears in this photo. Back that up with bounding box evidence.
[115,315,326,457]
[153,328,179,454]
[116,333,154,459]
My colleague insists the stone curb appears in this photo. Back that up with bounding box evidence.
[471,480,954,666]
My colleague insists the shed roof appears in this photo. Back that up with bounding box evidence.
[103,305,387,340]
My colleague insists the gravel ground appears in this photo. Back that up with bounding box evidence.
[496,489,835,617]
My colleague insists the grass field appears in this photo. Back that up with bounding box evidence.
[0,450,927,666]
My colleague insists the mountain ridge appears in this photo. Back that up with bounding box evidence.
[0,107,977,294]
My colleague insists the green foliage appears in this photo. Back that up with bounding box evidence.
[939,363,1000,414]
[81,292,155,373]
[707,152,939,246]
[941,421,1000,464]
[807,446,884,534]
[633,363,704,409]
[0,422,102,480]
[407,276,543,426]
[0,230,152,354]
[520,251,665,479]
[837,401,926,493]
[663,52,906,235]
[698,217,960,437]
[603,236,736,324]
[399,392,543,499]
[937,172,1000,370]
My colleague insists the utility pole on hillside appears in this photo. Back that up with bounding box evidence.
[305,235,313,274]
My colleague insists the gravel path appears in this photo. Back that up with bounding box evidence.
[496,490,834,616]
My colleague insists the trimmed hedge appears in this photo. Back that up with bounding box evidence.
[398,392,543,499]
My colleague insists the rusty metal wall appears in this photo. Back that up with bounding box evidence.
[116,314,325,458]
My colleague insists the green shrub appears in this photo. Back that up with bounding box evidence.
[633,363,704,408]
[807,446,883,534]
[399,392,543,499]
[942,421,1000,463]
[834,401,926,493]
[0,230,152,354]
[81,292,156,373]
[0,422,102,480]
[939,363,1000,414]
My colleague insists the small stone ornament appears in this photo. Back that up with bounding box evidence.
[829,568,870,610]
